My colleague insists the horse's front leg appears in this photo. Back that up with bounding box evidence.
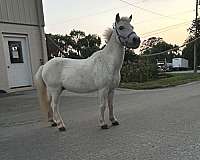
[98,88,109,129]
[108,89,119,126]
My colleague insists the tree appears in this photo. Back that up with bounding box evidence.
[140,37,163,54]
[140,37,180,63]
[69,30,86,56]
[79,34,101,58]
[188,17,200,37]
[182,36,200,68]
[46,34,66,59]
[182,17,200,67]
[68,30,101,58]
[124,49,139,63]
[46,30,101,60]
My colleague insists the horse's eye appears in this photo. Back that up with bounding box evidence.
[119,26,125,30]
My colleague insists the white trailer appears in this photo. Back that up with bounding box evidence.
[172,58,188,70]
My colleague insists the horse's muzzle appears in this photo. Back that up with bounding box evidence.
[126,36,141,49]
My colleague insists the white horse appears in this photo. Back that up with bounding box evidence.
[35,13,140,131]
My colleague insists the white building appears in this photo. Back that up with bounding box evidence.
[0,0,48,92]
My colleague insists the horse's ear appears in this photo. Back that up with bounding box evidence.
[129,14,132,22]
[116,13,120,23]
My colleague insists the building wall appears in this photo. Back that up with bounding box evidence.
[0,23,46,91]
[0,0,47,92]
[0,0,44,26]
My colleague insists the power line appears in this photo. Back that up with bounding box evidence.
[135,9,194,25]
[119,0,188,21]
[141,23,189,39]
[140,21,191,38]
[140,36,200,57]
[47,1,192,26]
[48,5,130,26]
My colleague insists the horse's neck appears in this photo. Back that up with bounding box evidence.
[103,31,125,71]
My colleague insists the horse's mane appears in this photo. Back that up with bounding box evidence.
[103,28,113,42]
[103,17,130,42]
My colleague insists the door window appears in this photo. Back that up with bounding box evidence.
[8,41,23,63]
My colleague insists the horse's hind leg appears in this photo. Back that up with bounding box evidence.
[46,93,57,127]
[108,89,119,126]
[49,88,66,131]
[48,107,57,127]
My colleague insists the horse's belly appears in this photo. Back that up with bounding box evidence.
[62,71,99,93]
[63,80,97,93]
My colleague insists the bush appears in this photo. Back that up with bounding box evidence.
[121,61,158,83]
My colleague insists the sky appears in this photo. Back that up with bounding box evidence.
[42,0,195,47]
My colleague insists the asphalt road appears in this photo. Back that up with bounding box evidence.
[168,70,200,74]
[1,82,200,160]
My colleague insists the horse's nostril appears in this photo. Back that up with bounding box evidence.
[133,37,140,43]
[132,37,137,42]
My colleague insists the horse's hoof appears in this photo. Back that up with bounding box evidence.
[59,127,66,131]
[112,121,119,126]
[51,122,57,127]
[101,124,108,129]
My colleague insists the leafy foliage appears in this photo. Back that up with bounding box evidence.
[121,60,158,83]
[122,49,158,83]
[188,17,200,37]
[46,30,101,59]
[182,17,200,67]
[140,37,180,63]
[182,37,200,68]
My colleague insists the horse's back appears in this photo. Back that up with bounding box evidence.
[42,57,67,87]
[41,57,95,90]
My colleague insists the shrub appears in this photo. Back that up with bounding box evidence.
[121,61,158,83]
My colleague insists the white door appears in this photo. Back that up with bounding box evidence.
[3,36,32,88]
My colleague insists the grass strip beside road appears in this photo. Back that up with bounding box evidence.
[120,73,200,90]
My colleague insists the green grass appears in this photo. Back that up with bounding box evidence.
[120,73,200,90]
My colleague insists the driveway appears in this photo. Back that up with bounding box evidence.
[1,82,200,160]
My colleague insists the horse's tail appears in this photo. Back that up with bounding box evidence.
[34,65,50,119]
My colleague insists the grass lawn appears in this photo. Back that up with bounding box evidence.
[120,73,200,90]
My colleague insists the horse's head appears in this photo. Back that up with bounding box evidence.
[114,13,140,49]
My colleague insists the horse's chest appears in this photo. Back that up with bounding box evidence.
[96,64,121,87]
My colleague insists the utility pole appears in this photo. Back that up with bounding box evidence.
[194,0,199,73]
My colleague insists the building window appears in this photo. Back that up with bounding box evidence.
[8,41,23,63]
